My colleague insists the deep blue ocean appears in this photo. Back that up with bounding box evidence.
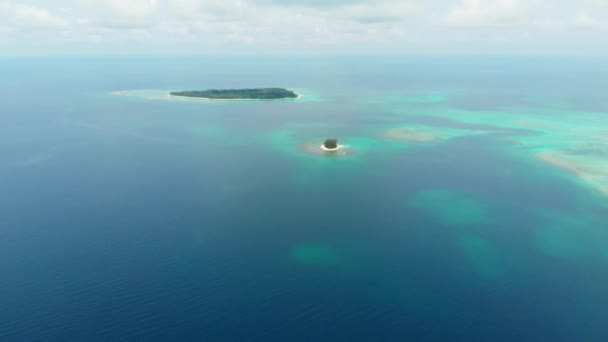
[1,56,608,341]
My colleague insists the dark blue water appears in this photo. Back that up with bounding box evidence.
[1,57,607,341]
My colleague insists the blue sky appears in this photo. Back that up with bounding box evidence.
[0,0,607,55]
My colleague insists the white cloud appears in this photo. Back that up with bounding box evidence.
[574,10,606,30]
[167,0,250,21]
[339,2,419,23]
[0,1,12,16]
[80,0,160,28]
[590,0,608,7]
[445,0,541,27]
[0,2,68,29]
[160,0,415,46]
[14,4,67,28]
[0,0,606,55]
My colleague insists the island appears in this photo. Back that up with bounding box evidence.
[301,138,351,156]
[170,88,299,100]
[323,139,339,150]
[321,138,343,152]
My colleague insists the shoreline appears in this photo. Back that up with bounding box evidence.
[320,144,345,152]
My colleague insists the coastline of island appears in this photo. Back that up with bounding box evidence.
[320,144,345,152]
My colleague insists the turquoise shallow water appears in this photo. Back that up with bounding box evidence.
[0,56,607,341]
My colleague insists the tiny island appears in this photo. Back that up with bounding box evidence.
[321,138,342,152]
[323,139,339,150]
[301,138,351,156]
[170,88,299,100]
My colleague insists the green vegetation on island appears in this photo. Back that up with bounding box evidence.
[323,139,339,150]
[170,88,298,100]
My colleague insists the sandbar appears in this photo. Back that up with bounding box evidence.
[536,151,608,196]
[383,128,436,142]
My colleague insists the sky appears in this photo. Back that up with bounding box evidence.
[0,0,607,55]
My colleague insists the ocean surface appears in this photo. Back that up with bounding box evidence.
[1,56,607,341]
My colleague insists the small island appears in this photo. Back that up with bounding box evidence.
[320,138,343,152]
[323,139,339,150]
[301,138,351,156]
[170,88,299,100]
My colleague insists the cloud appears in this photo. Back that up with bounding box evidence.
[80,0,160,28]
[167,0,250,21]
[589,0,608,6]
[574,10,606,30]
[445,0,541,27]
[15,4,68,27]
[0,1,68,29]
[161,0,415,46]
[0,0,606,55]
[252,0,370,8]
[0,1,11,16]
[341,2,419,23]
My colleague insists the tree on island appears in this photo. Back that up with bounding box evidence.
[324,139,338,149]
